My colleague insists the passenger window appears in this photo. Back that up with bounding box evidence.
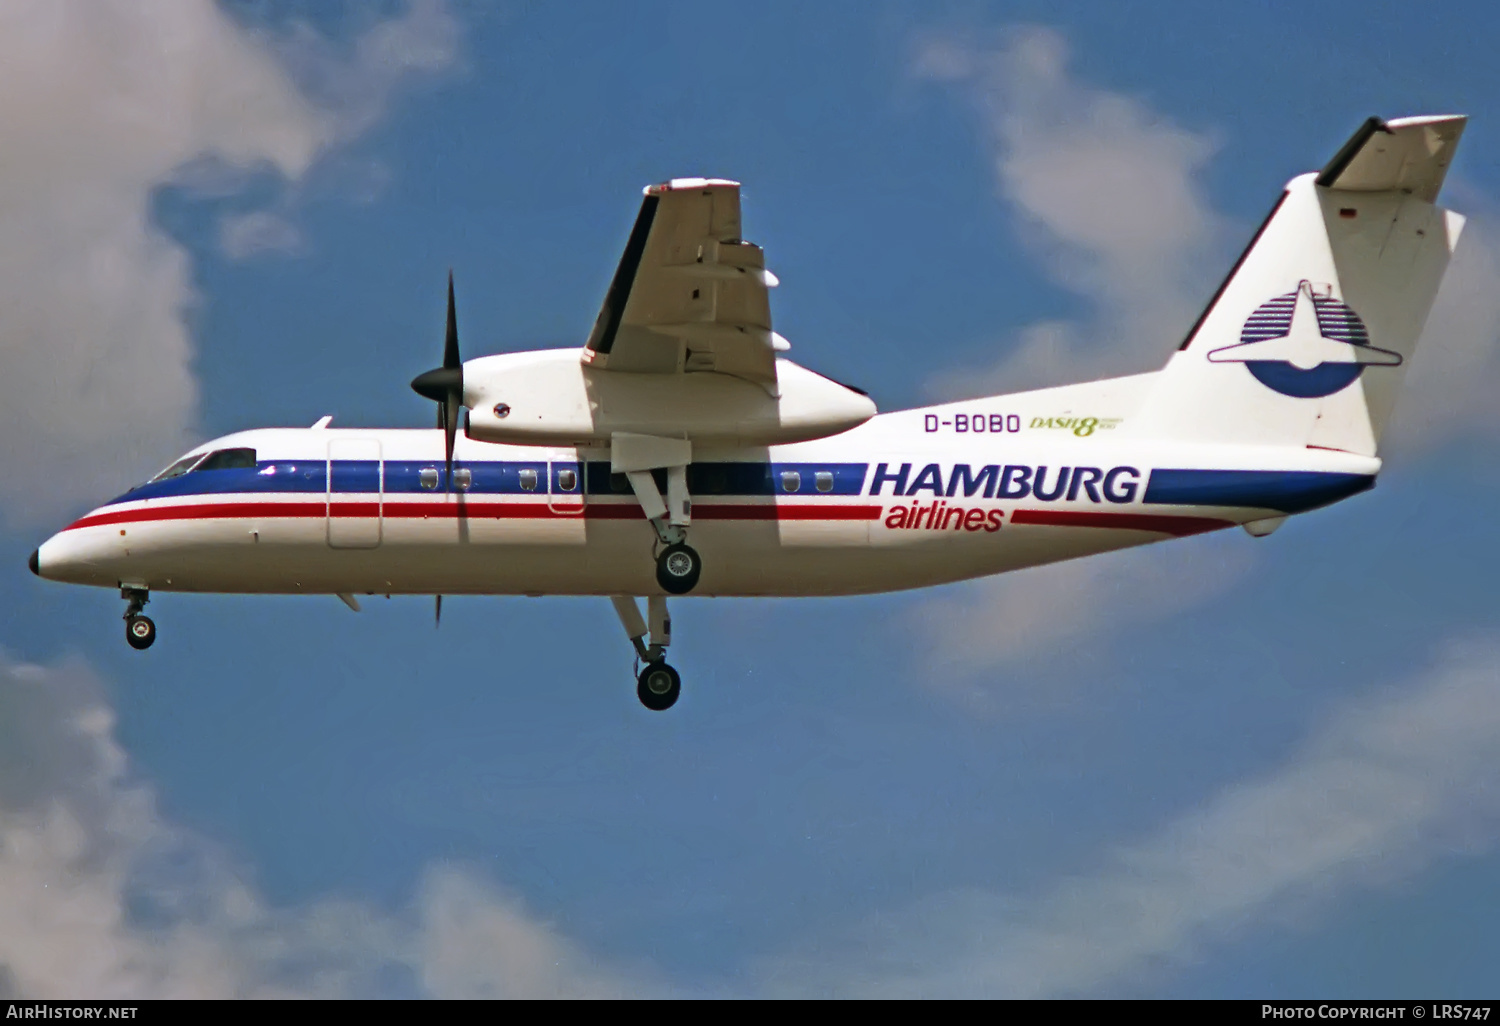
[453,468,472,491]
[519,468,539,492]
[194,448,257,472]
[815,471,834,493]
[557,468,577,492]
[780,470,801,493]
[150,453,206,482]
[419,468,439,490]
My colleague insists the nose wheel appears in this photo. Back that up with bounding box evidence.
[121,586,155,650]
[637,662,681,711]
[126,615,156,650]
[611,595,684,711]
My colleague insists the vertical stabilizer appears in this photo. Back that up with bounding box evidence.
[1134,115,1467,455]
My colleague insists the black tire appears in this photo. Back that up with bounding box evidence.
[125,615,156,651]
[655,542,701,595]
[636,662,681,711]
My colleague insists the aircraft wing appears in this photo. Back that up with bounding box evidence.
[1316,114,1466,203]
[581,179,783,388]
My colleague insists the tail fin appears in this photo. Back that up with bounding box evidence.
[1136,115,1467,455]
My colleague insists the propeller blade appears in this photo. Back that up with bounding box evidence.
[444,392,458,486]
[443,271,459,487]
[444,271,460,369]
[435,594,443,627]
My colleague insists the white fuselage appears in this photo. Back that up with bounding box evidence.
[35,395,1381,600]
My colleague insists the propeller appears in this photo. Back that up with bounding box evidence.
[410,271,464,485]
[412,274,464,630]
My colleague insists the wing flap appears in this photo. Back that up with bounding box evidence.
[583,179,779,386]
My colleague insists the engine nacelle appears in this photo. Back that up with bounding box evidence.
[462,348,875,447]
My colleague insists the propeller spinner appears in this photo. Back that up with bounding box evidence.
[410,272,464,484]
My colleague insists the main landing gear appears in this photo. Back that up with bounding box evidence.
[612,595,681,711]
[656,542,701,595]
[122,586,155,650]
[631,467,700,595]
[615,436,702,595]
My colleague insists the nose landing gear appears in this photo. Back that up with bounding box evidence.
[637,661,681,711]
[611,595,681,711]
[122,587,155,650]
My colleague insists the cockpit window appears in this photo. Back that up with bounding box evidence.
[194,448,257,472]
[147,447,257,483]
[150,453,207,482]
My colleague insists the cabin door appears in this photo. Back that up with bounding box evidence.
[327,438,383,548]
[548,457,585,515]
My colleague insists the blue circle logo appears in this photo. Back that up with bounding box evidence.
[1207,281,1401,398]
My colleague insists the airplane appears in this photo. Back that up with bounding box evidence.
[29,114,1468,711]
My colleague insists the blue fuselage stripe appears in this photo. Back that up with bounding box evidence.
[108,461,1376,516]
[1142,469,1373,513]
[108,461,872,506]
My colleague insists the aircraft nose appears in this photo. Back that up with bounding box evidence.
[28,549,38,576]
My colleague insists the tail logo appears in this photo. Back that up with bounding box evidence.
[1208,281,1401,398]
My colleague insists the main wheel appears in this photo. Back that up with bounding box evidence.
[636,662,681,711]
[655,543,701,595]
[125,615,156,650]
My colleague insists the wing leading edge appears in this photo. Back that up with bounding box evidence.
[581,178,784,388]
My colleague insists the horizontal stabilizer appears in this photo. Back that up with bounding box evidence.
[1316,114,1466,203]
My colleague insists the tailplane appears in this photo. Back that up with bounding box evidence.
[1135,115,1467,455]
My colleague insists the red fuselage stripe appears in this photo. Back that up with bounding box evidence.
[64,501,887,531]
[1008,509,1233,536]
[67,502,1231,536]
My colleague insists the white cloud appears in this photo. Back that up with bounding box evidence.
[916,26,1227,399]
[1384,207,1500,460]
[0,1,456,528]
[6,635,1497,998]
[917,533,1252,698]
[916,28,1500,454]
[218,210,308,260]
[769,636,1500,997]
[0,651,646,999]
[418,869,654,999]
[266,0,460,144]
[908,26,1246,679]
[910,25,1500,681]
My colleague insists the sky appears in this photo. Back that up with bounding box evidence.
[4,0,1500,998]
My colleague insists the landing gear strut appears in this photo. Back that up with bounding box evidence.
[612,595,680,711]
[122,586,155,650]
[614,434,702,595]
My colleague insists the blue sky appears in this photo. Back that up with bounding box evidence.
[3,0,1500,998]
